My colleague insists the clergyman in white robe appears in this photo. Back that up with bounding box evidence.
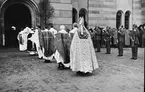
[70,17,99,74]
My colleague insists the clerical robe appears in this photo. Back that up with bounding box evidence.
[17,31,27,51]
[41,29,55,59]
[29,28,44,58]
[17,27,31,51]
[54,30,71,67]
[70,26,99,73]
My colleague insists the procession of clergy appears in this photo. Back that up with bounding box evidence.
[17,17,99,75]
[17,16,143,75]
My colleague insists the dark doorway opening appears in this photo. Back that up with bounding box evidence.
[79,8,86,22]
[79,8,88,28]
[72,8,77,24]
[4,3,31,47]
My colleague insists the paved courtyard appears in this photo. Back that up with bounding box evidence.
[0,47,144,92]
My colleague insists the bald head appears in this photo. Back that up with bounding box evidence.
[60,25,65,30]
[73,23,78,28]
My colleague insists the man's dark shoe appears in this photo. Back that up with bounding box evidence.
[118,55,123,56]
[105,53,110,54]
[131,57,137,60]
[44,60,51,63]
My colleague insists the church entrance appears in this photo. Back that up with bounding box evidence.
[4,3,31,47]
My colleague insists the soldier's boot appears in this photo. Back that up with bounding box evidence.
[106,43,111,54]
[97,43,101,52]
[131,46,135,59]
[134,45,138,59]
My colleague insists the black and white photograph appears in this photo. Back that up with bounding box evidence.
[0,0,144,92]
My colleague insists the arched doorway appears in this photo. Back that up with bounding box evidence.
[79,8,87,22]
[125,11,131,29]
[4,3,31,47]
[116,10,123,29]
[0,0,40,47]
[79,8,88,28]
[72,8,77,23]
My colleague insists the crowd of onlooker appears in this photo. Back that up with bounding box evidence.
[87,24,145,48]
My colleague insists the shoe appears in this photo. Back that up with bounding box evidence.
[58,63,64,70]
[38,57,43,59]
[44,60,51,63]
[132,58,137,60]
[118,55,123,56]
[131,57,137,60]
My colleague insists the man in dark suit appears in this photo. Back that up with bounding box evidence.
[130,24,140,60]
[118,25,125,56]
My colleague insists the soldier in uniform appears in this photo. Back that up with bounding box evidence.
[130,24,140,60]
[117,25,125,56]
[104,26,111,54]
[101,27,106,47]
[141,24,145,48]
[94,26,101,52]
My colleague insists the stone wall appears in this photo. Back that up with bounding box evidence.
[132,0,143,25]
[50,0,72,30]
[88,0,117,28]
[141,0,145,24]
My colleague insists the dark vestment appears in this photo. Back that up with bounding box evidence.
[41,31,55,57]
[55,32,71,64]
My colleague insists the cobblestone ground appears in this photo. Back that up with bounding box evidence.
[0,47,144,92]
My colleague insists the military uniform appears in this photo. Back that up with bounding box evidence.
[104,29,111,54]
[118,28,125,56]
[101,29,106,47]
[94,26,101,52]
[130,27,139,60]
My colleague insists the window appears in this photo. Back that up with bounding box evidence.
[116,10,123,29]
[72,8,77,23]
[125,11,131,29]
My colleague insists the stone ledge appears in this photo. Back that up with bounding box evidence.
[51,3,72,10]
[52,18,72,24]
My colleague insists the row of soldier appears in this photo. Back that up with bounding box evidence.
[89,24,144,60]
[17,17,99,75]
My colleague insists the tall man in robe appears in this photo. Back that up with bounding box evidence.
[70,17,99,75]
[54,25,71,69]
[41,27,55,63]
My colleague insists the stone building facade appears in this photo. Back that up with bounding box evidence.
[0,0,145,47]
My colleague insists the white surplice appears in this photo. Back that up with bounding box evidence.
[29,29,44,58]
[17,27,32,51]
